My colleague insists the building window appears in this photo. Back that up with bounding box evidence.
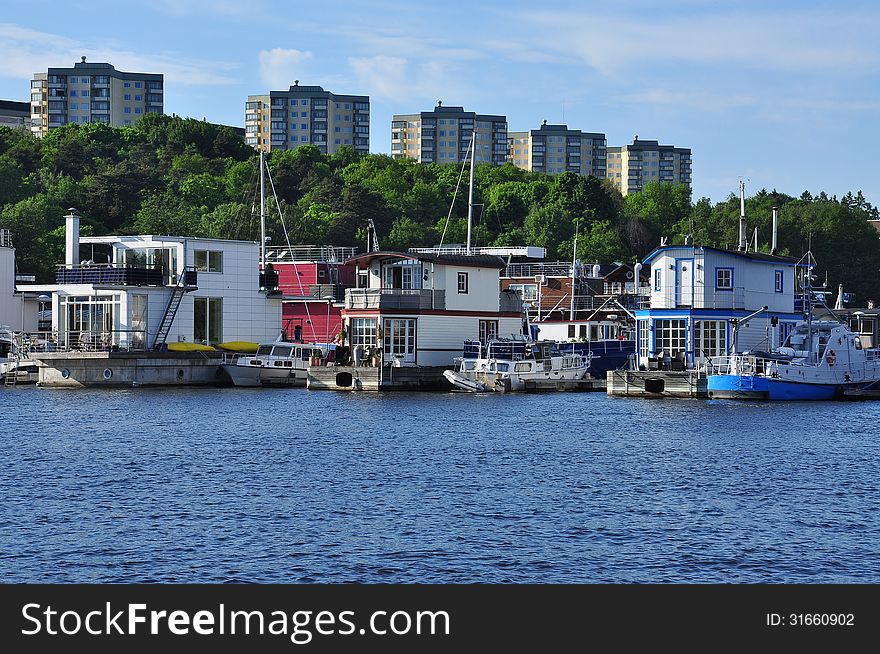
[457,271,469,294]
[568,324,576,339]
[479,320,498,343]
[654,268,661,291]
[351,318,377,348]
[654,319,687,359]
[775,270,784,293]
[715,268,733,290]
[638,319,650,358]
[194,249,222,273]
[135,82,142,88]
[383,318,416,363]
[124,94,131,101]
[124,82,131,88]
[694,320,728,359]
[124,107,131,114]
[509,283,538,301]
[194,297,222,345]
[134,108,142,114]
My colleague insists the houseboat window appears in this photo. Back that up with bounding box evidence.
[194,249,223,273]
[130,294,148,350]
[257,345,273,355]
[514,362,530,372]
[509,284,538,301]
[383,318,416,362]
[124,247,178,284]
[357,270,369,288]
[351,318,377,348]
[58,294,122,349]
[715,268,733,290]
[638,319,650,358]
[568,324,576,339]
[774,270,784,293]
[194,297,222,345]
[457,271,469,294]
[582,325,590,340]
[694,320,728,359]
[272,345,292,358]
[654,319,687,359]
[654,268,661,291]
[479,320,498,343]
[382,261,422,289]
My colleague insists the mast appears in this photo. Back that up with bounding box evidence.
[466,130,475,255]
[738,180,747,251]
[260,149,266,269]
[569,219,579,321]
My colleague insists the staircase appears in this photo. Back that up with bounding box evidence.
[4,333,29,387]
[152,266,198,350]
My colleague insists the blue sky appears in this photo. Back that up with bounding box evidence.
[2,0,878,205]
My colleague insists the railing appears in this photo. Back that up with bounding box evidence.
[0,229,11,248]
[265,245,358,262]
[56,264,165,286]
[344,288,445,310]
[15,329,150,353]
[505,262,574,278]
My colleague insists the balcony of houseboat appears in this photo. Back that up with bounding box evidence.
[345,288,446,310]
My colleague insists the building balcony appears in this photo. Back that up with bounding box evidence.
[55,264,175,286]
[344,288,446,310]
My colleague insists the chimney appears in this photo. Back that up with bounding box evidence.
[738,180,747,252]
[65,208,80,268]
[771,206,778,255]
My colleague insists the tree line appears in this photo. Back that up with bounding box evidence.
[2,114,880,302]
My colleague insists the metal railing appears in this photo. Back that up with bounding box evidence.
[344,288,446,310]
[265,245,357,263]
[56,263,166,286]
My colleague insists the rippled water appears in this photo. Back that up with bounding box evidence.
[1,386,878,583]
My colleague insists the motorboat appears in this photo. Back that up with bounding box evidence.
[446,338,591,392]
[222,338,331,387]
[707,319,880,400]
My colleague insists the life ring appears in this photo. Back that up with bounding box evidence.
[826,349,837,365]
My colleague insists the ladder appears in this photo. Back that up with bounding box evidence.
[4,333,28,387]
[152,267,198,350]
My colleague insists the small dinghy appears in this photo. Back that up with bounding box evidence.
[443,369,488,392]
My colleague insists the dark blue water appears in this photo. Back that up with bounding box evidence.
[1,387,878,583]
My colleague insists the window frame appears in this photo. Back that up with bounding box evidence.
[715,267,734,291]
[457,271,469,294]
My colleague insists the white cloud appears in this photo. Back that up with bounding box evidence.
[620,89,757,112]
[0,22,238,86]
[258,48,314,90]
[515,8,880,76]
[348,56,409,102]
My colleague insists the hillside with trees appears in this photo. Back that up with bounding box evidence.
[2,115,880,302]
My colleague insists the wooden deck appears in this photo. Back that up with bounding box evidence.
[606,370,707,398]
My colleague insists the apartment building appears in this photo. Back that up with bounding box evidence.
[508,122,606,178]
[391,102,508,165]
[0,100,31,129]
[245,82,370,154]
[606,137,692,195]
[30,57,163,136]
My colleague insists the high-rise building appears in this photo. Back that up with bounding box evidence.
[391,102,508,165]
[245,82,370,154]
[508,121,606,177]
[0,100,31,129]
[606,137,692,195]
[30,57,163,137]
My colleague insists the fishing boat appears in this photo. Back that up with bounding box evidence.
[222,338,331,387]
[707,319,880,400]
[445,338,591,392]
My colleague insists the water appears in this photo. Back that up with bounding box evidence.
[1,386,878,583]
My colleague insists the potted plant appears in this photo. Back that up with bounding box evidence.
[370,346,382,367]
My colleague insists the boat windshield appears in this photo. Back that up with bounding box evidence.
[487,341,528,360]
[256,345,274,356]
[272,345,293,358]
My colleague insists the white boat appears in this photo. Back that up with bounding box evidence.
[707,319,880,400]
[222,339,331,387]
[447,338,592,392]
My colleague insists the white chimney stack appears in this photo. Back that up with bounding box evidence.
[738,180,747,251]
[65,208,80,268]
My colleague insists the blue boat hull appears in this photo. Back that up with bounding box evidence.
[707,374,860,401]
[559,340,635,379]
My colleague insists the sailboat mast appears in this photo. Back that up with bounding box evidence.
[260,150,266,268]
[569,219,579,321]
[466,131,475,256]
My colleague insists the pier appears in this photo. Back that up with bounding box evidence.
[307,365,451,391]
[606,370,707,398]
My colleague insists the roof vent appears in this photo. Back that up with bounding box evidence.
[81,56,86,63]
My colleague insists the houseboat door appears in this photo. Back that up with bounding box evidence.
[675,259,693,307]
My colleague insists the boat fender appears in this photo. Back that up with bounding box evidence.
[826,349,836,365]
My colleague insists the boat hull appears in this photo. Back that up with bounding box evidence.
[222,363,308,387]
[707,374,857,401]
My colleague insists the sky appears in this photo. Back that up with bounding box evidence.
[2,0,878,205]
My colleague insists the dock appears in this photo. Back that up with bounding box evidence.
[606,369,707,398]
[33,351,232,387]
[307,365,451,391]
